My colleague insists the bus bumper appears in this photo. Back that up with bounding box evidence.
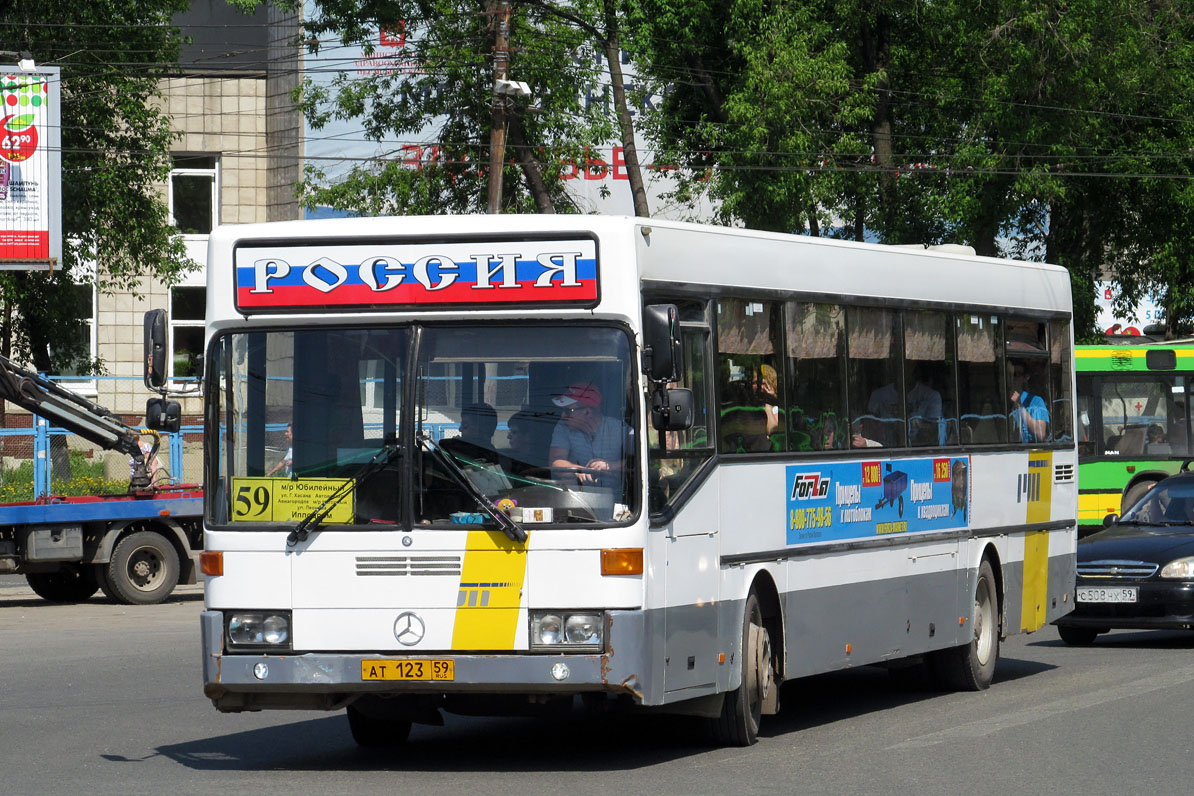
[201,610,650,712]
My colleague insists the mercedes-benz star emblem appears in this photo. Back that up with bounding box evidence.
[393,611,425,646]
[402,535,413,547]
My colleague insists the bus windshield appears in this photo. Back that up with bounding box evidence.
[209,324,638,528]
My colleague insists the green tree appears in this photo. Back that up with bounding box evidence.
[277,0,628,216]
[0,0,192,372]
[636,0,1194,340]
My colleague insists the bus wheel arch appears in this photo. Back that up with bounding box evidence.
[931,549,1001,691]
[1122,477,1163,515]
[711,573,782,747]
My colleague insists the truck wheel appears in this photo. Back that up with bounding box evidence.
[105,530,180,605]
[94,563,116,602]
[26,566,100,603]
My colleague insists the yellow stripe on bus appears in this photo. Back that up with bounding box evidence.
[451,530,529,651]
[1020,530,1049,632]
[1020,451,1052,632]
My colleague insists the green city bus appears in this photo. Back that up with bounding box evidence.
[1076,343,1194,531]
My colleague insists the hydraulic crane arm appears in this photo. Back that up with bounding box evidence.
[0,353,155,490]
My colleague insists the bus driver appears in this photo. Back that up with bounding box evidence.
[549,381,628,486]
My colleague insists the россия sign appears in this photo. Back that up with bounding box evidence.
[233,238,599,312]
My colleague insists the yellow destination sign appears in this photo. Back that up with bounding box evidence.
[230,477,354,524]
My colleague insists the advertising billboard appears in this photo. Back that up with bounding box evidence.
[0,65,61,270]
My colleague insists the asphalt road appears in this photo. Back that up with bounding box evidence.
[4,575,1194,796]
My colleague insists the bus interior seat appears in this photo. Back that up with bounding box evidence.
[1116,426,1146,456]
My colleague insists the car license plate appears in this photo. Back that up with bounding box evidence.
[1077,586,1138,603]
[361,659,455,681]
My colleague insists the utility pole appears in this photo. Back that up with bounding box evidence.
[486,0,511,214]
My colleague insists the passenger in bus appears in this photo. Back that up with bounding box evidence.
[1171,400,1189,454]
[1147,424,1170,455]
[757,363,783,437]
[549,382,629,485]
[1010,366,1050,442]
[441,402,499,464]
[721,407,775,452]
[266,422,293,477]
[501,410,552,476]
[851,366,941,448]
[905,366,944,445]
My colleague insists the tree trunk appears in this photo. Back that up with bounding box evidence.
[862,13,895,235]
[602,0,649,217]
[507,113,555,213]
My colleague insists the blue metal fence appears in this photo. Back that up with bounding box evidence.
[0,374,203,498]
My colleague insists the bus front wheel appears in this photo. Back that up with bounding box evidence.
[711,590,774,746]
[1122,481,1154,515]
[347,704,412,748]
[931,558,999,691]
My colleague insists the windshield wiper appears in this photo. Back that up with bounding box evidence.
[287,440,402,546]
[418,432,527,542]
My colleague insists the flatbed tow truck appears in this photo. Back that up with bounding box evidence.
[0,349,202,605]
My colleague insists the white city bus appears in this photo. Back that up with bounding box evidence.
[197,215,1077,747]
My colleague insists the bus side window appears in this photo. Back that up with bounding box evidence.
[1049,318,1074,442]
[847,307,903,448]
[904,310,954,448]
[785,301,848,451]
[716,299,783,454]
[956,314,1006,445]
[648,300,713,514]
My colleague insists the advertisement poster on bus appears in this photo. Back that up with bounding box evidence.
[785,456,970,545]
[0,66,61,268]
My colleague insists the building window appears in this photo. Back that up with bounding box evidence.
[171,286,205,381]
[170,155,218,235]
[51,283,97,392]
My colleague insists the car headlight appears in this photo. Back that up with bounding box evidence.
[1161,557,1194,579]
[530,611,603,652]
[226,611,292,650]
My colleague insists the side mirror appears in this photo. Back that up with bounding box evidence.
[145,397,181,434]
[651,388,693,432]
[144,310,168,390]
[192,353,204,381]
[643,304,681,383]
[1103,513,1119,528]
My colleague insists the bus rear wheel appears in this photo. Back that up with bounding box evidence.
[931,558,999,691]
[711,590,774,746]
[347,704,412,748]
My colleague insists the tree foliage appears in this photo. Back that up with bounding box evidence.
[0,0,193,371]
[282,0,622,216]
[634,0,1194,340]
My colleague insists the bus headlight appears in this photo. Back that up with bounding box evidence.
[226,611,292,650]
[530,611,603,652]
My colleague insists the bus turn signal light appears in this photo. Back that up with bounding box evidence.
[200,551,224,577]
[601,548,643,576]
